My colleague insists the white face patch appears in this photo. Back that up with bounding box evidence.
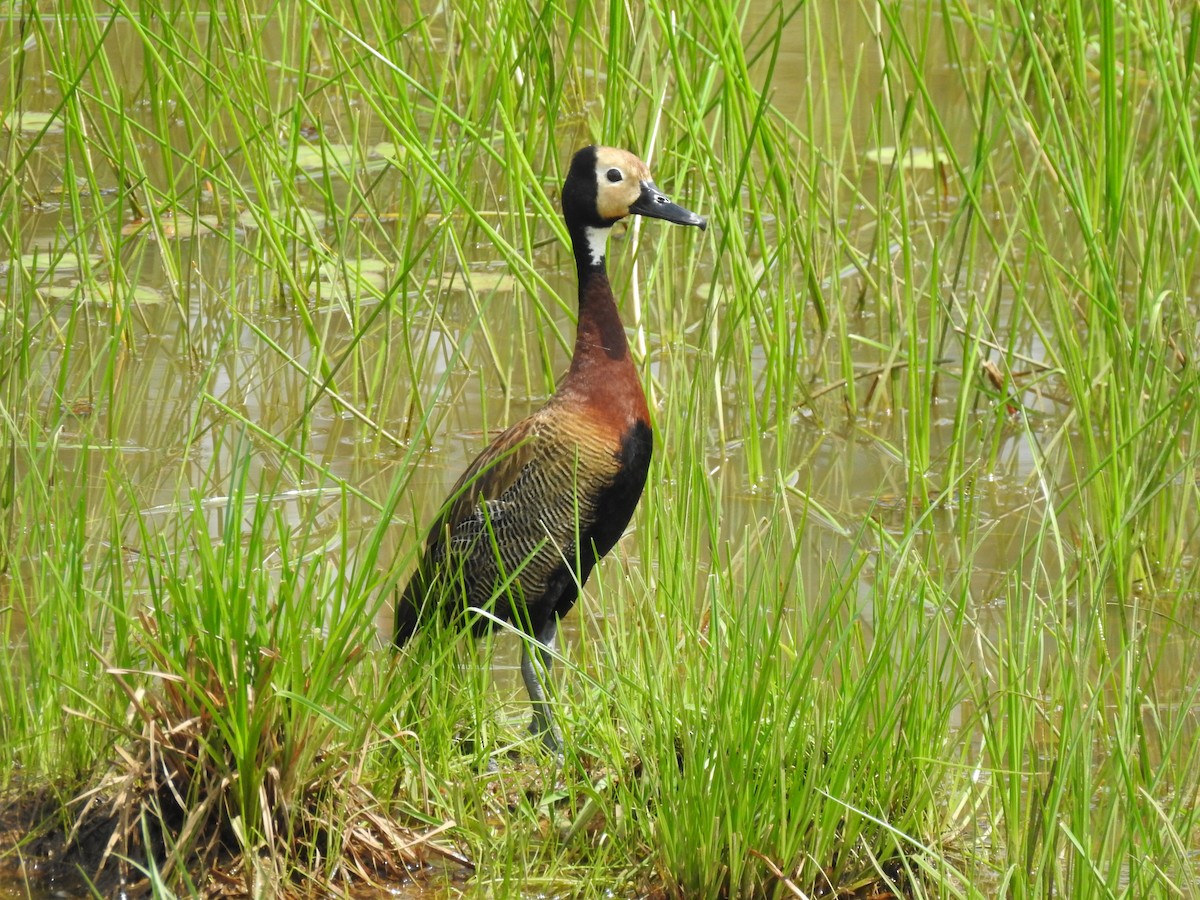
[583,225,611,268]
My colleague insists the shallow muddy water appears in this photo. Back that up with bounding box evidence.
[3,0,1096,647]
[3,0,1199,895]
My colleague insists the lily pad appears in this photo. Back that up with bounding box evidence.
[19,251,102,273]
[120,218,151,237]
[354,258,390,275]
[235,206,327,232]
[864,146,949,171]
[156,212,221,239]
[121,212,220,239]
[438,270,516,293]
[371,142,407,162]
[318,260,390,293]
[3,111,62,134]
[293,143,357,171]
[41,281,164,305]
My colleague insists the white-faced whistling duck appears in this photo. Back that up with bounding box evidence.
[394,145,706,754]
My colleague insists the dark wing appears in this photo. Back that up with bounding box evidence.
[394,415,542,644]
[435,416,541,544]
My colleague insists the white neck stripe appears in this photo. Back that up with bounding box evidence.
[584,226,611,268]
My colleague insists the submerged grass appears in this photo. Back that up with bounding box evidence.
[1,0,1200,896]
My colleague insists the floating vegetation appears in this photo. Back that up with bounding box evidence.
[234,206,327,232]
[121,212,222,240]
[3,111,62,134]
[1,0,1199,897]
[39,281,164,306]
[863,146,952,171]
[317,257,391,299]
[437,268,517,293]
[370,141,406,162]
[292,142,357,172]
[16,251,102,273]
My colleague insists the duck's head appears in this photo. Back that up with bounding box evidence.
[562,146,706,265]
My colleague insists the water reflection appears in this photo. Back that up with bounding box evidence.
[2,0,1194,688]
[2,0,1198,892]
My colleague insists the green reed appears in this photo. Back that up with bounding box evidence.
[1,0,1199,896]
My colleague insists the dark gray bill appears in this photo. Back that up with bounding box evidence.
[629,181,707,230]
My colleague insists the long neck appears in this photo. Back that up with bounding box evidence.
[566,224,631,376]
[557,222,650,430]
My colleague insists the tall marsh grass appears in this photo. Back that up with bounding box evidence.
[1,0,1199,896]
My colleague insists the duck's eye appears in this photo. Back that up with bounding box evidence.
[605,167,623,183]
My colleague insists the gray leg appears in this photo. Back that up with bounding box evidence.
[521,616,563,754]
